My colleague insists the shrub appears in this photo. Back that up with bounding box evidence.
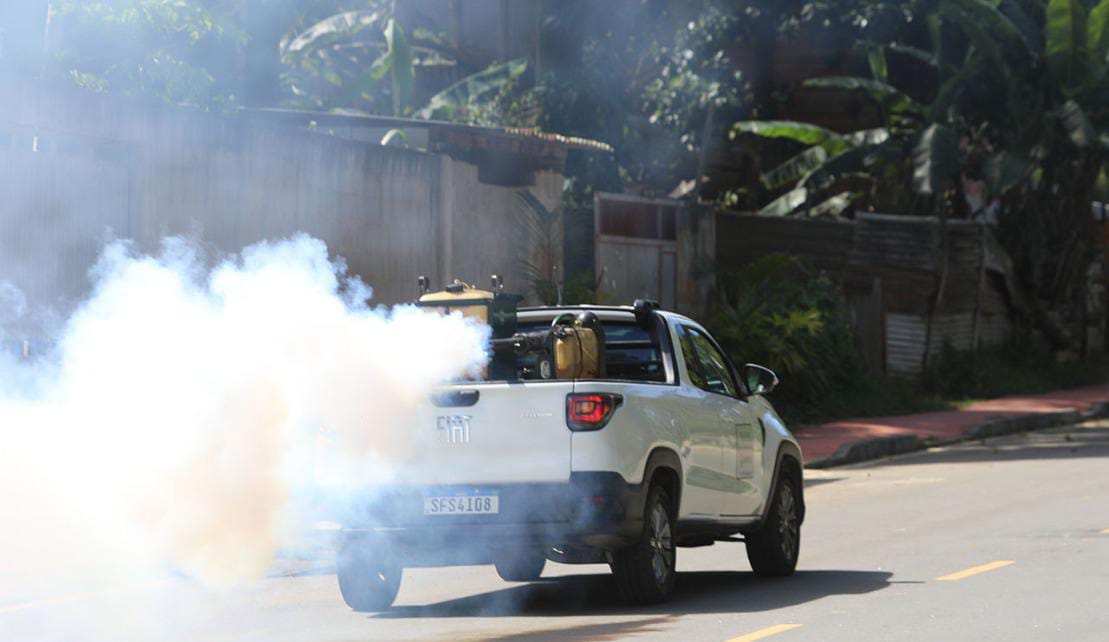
[708,254,865,415]
[924,344,1106,400]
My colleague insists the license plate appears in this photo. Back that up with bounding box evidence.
[423,490,499,515]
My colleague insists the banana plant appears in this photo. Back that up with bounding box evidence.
[280,6,417,116]
[280,6,527,125]
[732,0,1109,222]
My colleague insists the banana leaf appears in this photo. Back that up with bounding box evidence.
[417,58,528,121]
[384,19,413,116]
[1046,0,1089,94]
[759,188,809,217]
[984,152,1030,195]
[282,10,384,57]
[731,120,850,154]
[1089,0,1109,72]
[803,77,925,116]
[912,124,960,195]
[1058,99,1096,147]
[762,147,829,190]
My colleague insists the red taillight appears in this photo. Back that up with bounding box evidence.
[566,393,623,431]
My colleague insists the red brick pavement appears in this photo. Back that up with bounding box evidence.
[794,382,1109,463]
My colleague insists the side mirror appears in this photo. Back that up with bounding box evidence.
[742,364,779,396]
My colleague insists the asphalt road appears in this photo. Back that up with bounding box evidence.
[6,420,1109,642]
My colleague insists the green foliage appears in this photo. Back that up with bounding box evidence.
[1047,0,1090,94]
[708,255,866,412]
[381,18,413,116]
[416,58,529,123]
[730,121,850,154]
[51,0,245,108]
[912,123,960,195]
[515,191,564,306]
[924,343,1107,399]
[562,272,619,306]
[279,2,409,115]
[280,3,524,123]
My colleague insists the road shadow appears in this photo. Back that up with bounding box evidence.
[374,569,891,619]
[876,424,1109,467]
[803,476,845,489]
[458,616,676,642]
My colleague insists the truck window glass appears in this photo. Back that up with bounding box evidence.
[514,320,666,383]
[677,326,709,391]
[681,325,737,397]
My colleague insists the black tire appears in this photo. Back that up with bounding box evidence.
[746,473,801,577]
[610,484,677,604]
[493,548,547,582]
[336,545,402,612]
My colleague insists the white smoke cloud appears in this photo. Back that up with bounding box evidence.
[0,234,489,604]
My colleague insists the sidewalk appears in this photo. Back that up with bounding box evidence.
[794,382,1109,468]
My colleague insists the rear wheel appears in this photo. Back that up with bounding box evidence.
[611,484,677,604]
[493,548,547,582]
[336,545,402,612]
[746,473,801,576]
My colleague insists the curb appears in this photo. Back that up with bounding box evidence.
[803,400,1109,469]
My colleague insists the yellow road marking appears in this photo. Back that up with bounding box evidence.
[936,560,1015,581]
[725,623,804,642]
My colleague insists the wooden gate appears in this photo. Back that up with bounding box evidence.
[594,193,679,309]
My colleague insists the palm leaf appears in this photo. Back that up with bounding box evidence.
[984,152,1030,195]
[805,192,860,219]
[1046,0,1089,94]
[943,0,1035,56]
[384,19,413,116]
[845,127,891,146]
[803,77,925,116]
[416,58,528,121]
[1089,0,1109,71]
[759,188,809,217]
[762,146,829,190]
[912,124,960,195]
[1058,99,1096,147]
[281,10,385,58]
[887,43,940,67]
[939,0,1013,85]
[999,0,1044,52]
[730,121,850,154]
[867,45,889,82]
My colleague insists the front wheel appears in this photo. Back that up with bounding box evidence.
[336,545,402,612]
[610,484,677,604]
[745,474,801,576]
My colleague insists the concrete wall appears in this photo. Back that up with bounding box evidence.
[0,77,560,336]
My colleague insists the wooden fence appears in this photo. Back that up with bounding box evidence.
[715,211,1018,378]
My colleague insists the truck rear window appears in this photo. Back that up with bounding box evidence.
[514,321,666,383]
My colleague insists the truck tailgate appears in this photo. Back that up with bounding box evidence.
[393,381,575,486]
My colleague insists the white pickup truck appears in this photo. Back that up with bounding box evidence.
[330,296,804,610]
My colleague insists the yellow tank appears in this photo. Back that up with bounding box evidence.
[554,326,602,379]
[417,280,495,326]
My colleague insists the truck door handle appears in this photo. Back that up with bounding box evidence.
[431,390,480,407]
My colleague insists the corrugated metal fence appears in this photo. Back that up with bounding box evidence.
[715,211,1018,378]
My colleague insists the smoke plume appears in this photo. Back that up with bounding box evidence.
[0,234,489,601]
